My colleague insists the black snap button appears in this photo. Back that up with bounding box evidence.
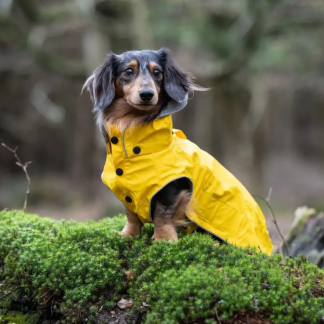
[111,136,118,144]
[133,146,141,154]
[116,168,123,176]
[125,196,132,203]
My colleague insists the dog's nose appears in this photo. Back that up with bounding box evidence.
[139,89,154,102]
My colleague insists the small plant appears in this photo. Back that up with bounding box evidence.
[1,143,32,212]
[254,187,290,256]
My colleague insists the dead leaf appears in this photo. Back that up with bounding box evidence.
[117,298,133,309]
[261,283,271,290]
[125,271,133,283]
[124,270,134,288]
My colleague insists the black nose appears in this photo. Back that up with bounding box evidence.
[139,89,154,102]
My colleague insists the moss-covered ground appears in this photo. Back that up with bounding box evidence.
[1,210,324,324]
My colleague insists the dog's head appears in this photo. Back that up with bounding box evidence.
[83,48,207,129]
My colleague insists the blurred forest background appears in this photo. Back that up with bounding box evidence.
[1,0,324,240]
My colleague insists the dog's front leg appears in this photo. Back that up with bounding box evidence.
[120,207,143,237]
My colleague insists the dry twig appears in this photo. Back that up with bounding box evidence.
[1,143,32,212]
[215,304,222,324]
[254,188,290,256]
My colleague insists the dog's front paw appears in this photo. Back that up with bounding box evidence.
[119,230,139,238]
[120,222,142,238]
[153,227,178,242]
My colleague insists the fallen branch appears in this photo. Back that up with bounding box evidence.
[1,143,32,212]
[254,188,290,256]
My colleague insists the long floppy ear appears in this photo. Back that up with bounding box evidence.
[158,48,208,103]
[82,53,117,113]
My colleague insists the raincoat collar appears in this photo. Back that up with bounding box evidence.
[102,94,188,147]
[106,115,174,157]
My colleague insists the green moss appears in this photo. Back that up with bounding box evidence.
[1,210,324,324]
[0,210,128,322]
[0,311,38,324]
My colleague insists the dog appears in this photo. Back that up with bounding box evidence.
[83,48,273,254]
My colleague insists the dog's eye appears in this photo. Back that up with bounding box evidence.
[153,69,162,79]
[125,68,133,77]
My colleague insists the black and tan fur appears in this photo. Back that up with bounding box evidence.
[83,48,207,241]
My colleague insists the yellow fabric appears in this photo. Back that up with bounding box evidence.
[102,115,273,254]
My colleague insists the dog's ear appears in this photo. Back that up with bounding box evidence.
[82,53,117,112]
[158,48,207,103]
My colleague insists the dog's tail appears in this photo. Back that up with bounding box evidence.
[170,190,192,227]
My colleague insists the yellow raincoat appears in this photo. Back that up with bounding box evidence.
[102,115,273,254]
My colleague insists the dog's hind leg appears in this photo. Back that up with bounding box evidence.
[120,207,143,237]
[153,190,191,241]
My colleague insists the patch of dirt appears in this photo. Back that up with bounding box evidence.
[95,307,145,324]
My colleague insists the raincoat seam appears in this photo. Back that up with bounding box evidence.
[122,127,128,157]
[126,137,172,146]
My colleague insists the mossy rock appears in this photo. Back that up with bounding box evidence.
[277,207,324,267]
[1,210,324,324]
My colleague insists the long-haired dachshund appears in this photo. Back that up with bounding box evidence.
[83,48,273,254]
